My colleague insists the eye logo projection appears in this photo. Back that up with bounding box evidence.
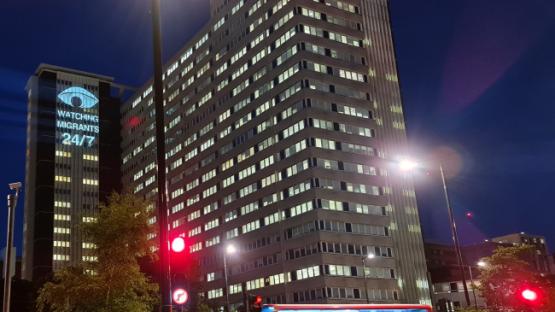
[57,87,99,109]
[56,87,100,148]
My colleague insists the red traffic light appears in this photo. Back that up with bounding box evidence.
[172,288,189,305]
[254,295,263,305]
[249,294,263,312]
[521,288,538,302]
[171,237,185,253]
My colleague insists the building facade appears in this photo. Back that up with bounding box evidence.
[121,0,430,307]
[23,64,121,282]
[492,233,553,274]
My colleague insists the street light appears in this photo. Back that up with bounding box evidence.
[477,261,487,268]
[466,264,479,309]
[223,244,237,312]
[398,159,419,172]
[398,159,471,306]
[361,253,376,303]
[3,182,21,312]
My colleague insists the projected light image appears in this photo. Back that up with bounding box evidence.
[57,86,99,109]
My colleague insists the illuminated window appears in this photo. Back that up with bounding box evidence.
[171,188,184,199]
[53,254,70,261]
[54,214,71,221]
[204,218,219,231]
[239,165,256,180]
[82,242,97,249]
[296,266,320,280]
[203,185,217,199]
[207,288,223,299]
[186,179,199,192]
[188,226,202,237]
[268,273,285,285]
[246,278,265,290]
[229,284,243,294]
[241,202,259,215]
[83,179,98,186]
[188,210,201,222]
[83,154,98,161]
[54,227,71,234]
[290,201,314,217]
[55,150,71,158]
[202,169,216,183]
[339,69,365,82]
[222,176,235,188]
[190,242,202,253]
[53,241,70,247]
[55,176,71,183]
[226,228,239,240]
[54,201,71,208]
[82,217,97,223]
[242,220,260,234]
[204,202,218,215]
[221,159,234,172]
[82,256,98,262]
[205,236,220,247]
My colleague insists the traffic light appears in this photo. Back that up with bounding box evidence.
[248,294,263,312]
[520,288,539,302]
[517,286,545,310]
[171,236,186,253]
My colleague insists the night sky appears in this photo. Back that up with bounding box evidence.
[1,0,554,254]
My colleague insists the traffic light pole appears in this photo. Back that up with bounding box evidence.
[151,0,172,310]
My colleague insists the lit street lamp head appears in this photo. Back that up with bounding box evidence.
[367,253,375,259]
[8,182,21,191]
[398,159,419,172]
[226,244,237,254]
[477,261,487,268]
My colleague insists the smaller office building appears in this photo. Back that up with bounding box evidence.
[22,64,122,282]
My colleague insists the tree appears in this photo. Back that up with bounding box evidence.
[36,193,159,312]
[478,245,555,312]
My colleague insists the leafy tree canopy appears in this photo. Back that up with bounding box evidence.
[478,245,555,312]
[37,193,159,312]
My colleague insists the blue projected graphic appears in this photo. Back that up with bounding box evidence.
[57,87,99,109]
[276,310,427,312]
[262,306,427,312]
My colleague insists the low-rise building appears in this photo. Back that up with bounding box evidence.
[426,233,553,311]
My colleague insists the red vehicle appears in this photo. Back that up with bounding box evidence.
[261,304,433,312]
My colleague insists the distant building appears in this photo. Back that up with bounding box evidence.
[426,233,554,311]
[491,232,553,274]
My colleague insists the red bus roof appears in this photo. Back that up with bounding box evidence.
[263,304,432,312]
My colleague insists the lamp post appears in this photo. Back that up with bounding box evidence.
[361,253,375,304]
[398,159,471,306]
[3,182,21,312]
[223,244,237,312]
[150,0,172,310]
[467,265,479,309]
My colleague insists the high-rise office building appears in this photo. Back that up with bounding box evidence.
[122,0,429,306]
[23,64,121,282]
